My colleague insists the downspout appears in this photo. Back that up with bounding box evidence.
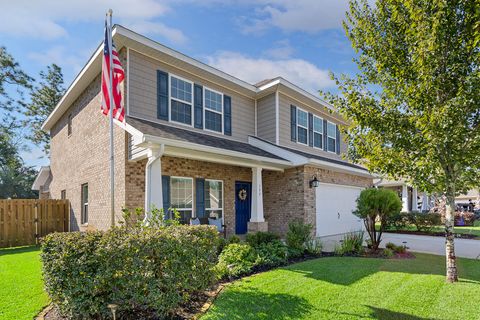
[254,98,258,136]
[143,144,164,224]
[275,86,280,145]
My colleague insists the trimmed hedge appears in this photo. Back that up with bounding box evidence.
[41,225,219,319]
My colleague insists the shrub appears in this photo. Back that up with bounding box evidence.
[286,219,313,257]
[246,231,280,247]
[455,211,475,226]
[354,188,401,251]
[217,234,242,254]
[385,242,406,254]
[215,243,257,278]
[41,225,218,319]
[254,240,288,267]
[406,212,441,232]
[383,248,394,258]
[305,239,323,256]
[335,231,364,255]
[474,220,480,227]
[386,212,409,230]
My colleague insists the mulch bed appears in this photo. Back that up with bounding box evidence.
[385,229,478,239]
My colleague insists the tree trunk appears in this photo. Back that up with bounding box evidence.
[445,192,458,283]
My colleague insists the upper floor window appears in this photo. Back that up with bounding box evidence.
[297,108,308,145]
[170,176,193,224]
[327,121,337,153]
[204,88,223,133]
[81,183,88,224]
[313,116,323,149]
[170,76,193,125]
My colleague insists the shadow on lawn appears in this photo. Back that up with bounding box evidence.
[320,306,441,320]
[0,245,40,256]
[283,255,480,286]
[209,287,312,320]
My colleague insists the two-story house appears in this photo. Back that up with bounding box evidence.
[34,25,373,237]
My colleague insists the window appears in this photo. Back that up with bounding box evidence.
[204,88,223,132]
[297,108,308,145]
[313,116,323,149]
[205,180,223,220]
[81,184,88,224]
[327,121,337,153]
[170,177,193,223]
[170,76,193,125]
[61,190,66,200]
[67,114,72,136]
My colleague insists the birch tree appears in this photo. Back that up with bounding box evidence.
[324,0,480,282]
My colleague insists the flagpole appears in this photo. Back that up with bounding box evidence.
[107,9,115,227]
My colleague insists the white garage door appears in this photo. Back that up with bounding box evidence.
[316,183,364,237]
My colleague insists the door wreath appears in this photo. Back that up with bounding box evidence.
[238,189,248,201]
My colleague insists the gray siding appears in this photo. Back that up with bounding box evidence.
[128,50,255,142]
[278,93,347,160]
[256,93,276,143]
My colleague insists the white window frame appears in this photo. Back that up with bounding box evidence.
[203,87,224,134]
[204,179,224,223]
[81,183,88,225]
[327,121,337,153]
[313,115,323,150]
[296,107,309,146]
[168,74,194,127]
[170,176,194,221]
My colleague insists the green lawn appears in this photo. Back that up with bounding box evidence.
[202,254,480,320]
[376,223,480,238]
[0,246,49,320]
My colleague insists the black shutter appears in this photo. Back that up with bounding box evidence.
[323,119,328,151]
[308,112,313,147]
[194,84,203,129]
[224,95,232,136]
[157,70,169,121]
[290,105,297,141]
[336,125,341,155]
[162,175,170,218]
[196,178,205,218]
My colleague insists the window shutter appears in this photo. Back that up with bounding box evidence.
[194,84,203,129]
[308,112,313,147]
[290,105,297,141]
[323,119,328,151]
[224,95,232,136]
[162,175,170,218]
[157,70,169,121]
[336,125,341,155]
[196,178,205,218]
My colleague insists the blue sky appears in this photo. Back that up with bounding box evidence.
[1,0,358,169]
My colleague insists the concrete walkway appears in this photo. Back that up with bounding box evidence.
[381,233,480,259]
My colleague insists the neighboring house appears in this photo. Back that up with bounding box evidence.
[34,25,373,237]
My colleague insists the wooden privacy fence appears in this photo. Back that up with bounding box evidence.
[0,199,69,248]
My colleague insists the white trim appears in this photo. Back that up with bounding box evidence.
[203,86,224,134]
[296,107,309,146]
[326,121,337,154]
[275,89,279,144]
[204,179,224,225]
[126,47,130,116]
[312,115,324,150]
[169,73,194,127]
[254,99,258,136]
[32,166,51,190]
[315,181,365,190]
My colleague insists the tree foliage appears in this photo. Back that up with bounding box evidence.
[354,188,401,250]
[24,64,64,155]
[324,0,479,282]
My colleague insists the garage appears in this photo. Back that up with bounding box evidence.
[315,183,364,237]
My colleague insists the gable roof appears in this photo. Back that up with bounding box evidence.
[42,25,339,132]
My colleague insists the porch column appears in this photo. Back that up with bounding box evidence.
[412,188,418,212]
[401,184,409,212]
[144,146,164,222]
[248,167,268,232]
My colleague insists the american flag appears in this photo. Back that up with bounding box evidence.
[101,22,125,123]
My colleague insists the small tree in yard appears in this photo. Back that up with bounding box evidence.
[323,0,479,282]
[354,188,401,251]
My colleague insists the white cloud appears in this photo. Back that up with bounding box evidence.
[206,51,334,94]
[0,0,184,42]
[126,21,188,45]
[27,45,94,75]
[237,0,350,34]
[262,39,294,59]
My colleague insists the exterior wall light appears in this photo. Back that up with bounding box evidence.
[310,175,320,188]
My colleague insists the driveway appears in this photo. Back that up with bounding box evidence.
[381,233,480,259]
[319,232,480,259]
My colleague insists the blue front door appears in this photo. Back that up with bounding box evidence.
[235,181,252,234]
